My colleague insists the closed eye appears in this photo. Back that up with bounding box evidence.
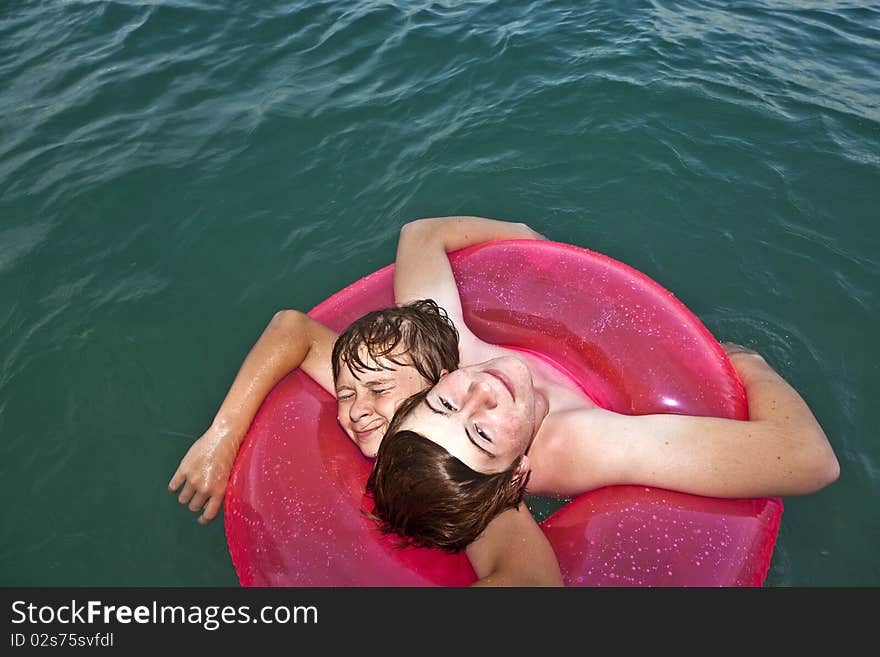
[427,397,459,415]
[466,427,495,458]
[474,424,492,443]
[424,399,495,459]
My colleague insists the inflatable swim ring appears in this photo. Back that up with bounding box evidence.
[225,240,783,586]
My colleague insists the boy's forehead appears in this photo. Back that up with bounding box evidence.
[340,346,413,380]
[357,345,412,369]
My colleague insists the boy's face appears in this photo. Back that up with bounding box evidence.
[396,356,542,473]
[334,348,433,458]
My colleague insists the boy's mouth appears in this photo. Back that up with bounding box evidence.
[354,422,383,442]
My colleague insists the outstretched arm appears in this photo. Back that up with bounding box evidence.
[168,310,337,524]
[534,343,840,499]
[466,503,564,587]
[394,216,546,359]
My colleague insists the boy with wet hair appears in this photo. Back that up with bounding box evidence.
[366,387,529,553]
[170,298,459,521]
[331,299,459,458]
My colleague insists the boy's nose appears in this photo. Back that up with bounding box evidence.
[466,378,497,410]
[349,397,371,421]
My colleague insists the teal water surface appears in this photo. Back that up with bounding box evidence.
[1,0,878,586]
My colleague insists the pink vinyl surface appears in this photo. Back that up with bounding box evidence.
[225,240,782,586]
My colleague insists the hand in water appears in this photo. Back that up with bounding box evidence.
[168,423,242,525]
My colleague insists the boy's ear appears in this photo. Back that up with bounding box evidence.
[511,455,530,491]
[440,369,449,377]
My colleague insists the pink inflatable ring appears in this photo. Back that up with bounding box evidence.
[225,240,783,586]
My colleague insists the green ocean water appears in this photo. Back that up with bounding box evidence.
[1,0,877,586]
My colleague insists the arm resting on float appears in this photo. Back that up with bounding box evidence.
[394,216,546,358]
[534,348,840,499]
[466,503,564,587]
[168,310,337,524]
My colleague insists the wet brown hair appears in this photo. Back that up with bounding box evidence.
[331,299,459,384]
[365,388,529,552]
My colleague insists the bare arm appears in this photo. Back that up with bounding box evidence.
[533,344,840,499]
[465,503,564,587]
[394,216,546,359]
[168,310,337,524]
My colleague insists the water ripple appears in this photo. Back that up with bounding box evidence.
[0,221,53,274]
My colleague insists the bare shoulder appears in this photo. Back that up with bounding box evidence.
[526,405,627,497]
[466,503,563,587]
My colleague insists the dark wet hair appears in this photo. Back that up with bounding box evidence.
[331,299,459,384]
[365,388,528,553]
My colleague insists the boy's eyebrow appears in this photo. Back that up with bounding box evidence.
[424,399,494,459]
[360,376,395,385]
[345,363,398,381]
[335,376,395,392]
